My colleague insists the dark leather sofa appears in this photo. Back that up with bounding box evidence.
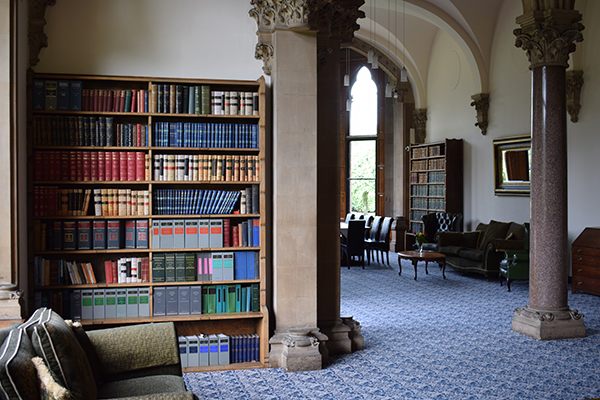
[437,220,527,279]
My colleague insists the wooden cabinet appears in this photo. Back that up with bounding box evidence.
[27,72,268,371]
[408,139,463,234]
[572,227,600,296]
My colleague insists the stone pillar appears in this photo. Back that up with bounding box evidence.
[512,4,586,340]
[314,0,364,359]
[413,109,427,144]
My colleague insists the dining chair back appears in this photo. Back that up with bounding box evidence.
[341,219,366,269]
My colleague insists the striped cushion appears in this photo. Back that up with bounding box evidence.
[28,309,97,400]
[0,328,39,399]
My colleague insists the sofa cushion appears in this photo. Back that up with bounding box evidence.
[29,309,97,400]
[97,375,189,399]
[458,248,484,262]
[461,231,481,249]
[32,356,73,400]
[439,245,464,256]
[505,223,525,241]
[0,328,39,400]
[478,220,511,250]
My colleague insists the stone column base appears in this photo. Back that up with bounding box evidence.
[318,319,351,356]
[512,305,586,340]
[341,314,364,351]
[269,328,327,372]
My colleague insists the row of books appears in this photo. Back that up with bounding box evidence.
[410,172,428,184]
[33,79,82,111]
[152,154,259,183]
[153,122,259,149]
[33,219,149,252]
[33,287,151,320]
[33,257,98,287]
[32,116,149,148]
[427,198,446,211]
[151,250,258,283]
[83,88,148,113]
[93,189,150,216]
[410,184,428,197]
[34,187,92,217]
[179,333,259,367]
[151,218,259,249]
[428,159,445,170]
[104,257,151,284]
[153,284,259,317]
[156,84,210,115]
[33,150,150,182]
[152,189,241,216]
[428,171,446,183]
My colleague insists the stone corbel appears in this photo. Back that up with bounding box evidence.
[28,0,57,68]
[255,40,274,76]
[470,93,490,135]
[566,70,583,122]
[413,109,427,144]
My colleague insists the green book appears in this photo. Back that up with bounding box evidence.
[185,252,196,282]
[165,253,176,282]
[194,86,201,115]
[251,283,259,312]
[201,85,211,115]
[201,286,208,314]
[175,252,186,282]
[152,253,165,283]
[227,285,236,313]
[124,90,132,113]
[206,285,217,314]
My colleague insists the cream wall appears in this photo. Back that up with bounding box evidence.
[426,0,600,246]
[35,0,264,80]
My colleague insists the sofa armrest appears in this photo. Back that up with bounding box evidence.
[87,322,181,378]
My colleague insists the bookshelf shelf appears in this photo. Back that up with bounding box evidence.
[408,139,463,234]
[27,72,269,370]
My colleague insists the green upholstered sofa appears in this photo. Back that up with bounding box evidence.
[437,220,527,280]
[0,307,194,400]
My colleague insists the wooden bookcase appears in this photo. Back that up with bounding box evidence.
[26,72,268,372]
[408,139,463,235]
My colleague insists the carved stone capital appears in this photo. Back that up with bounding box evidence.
[249,0,310,33]
[28,0,57,67]
[512,305,586,340]
[325,0,365,46]
[514,9,584,69]
[269,328,327,371]
[470,93,489,135]
[413,109,427,144]
[566,70,583,123]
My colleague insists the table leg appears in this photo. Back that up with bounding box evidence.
[413,260,418,280]
[441,261,446,279]
[398,255,402,276]
[425,261,429,275]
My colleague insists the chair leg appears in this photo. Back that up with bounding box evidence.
[507,279,512,292]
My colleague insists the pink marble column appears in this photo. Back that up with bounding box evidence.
[512,6,585,340]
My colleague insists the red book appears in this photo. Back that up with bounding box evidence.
[136,152,145,181]
[119,90,126,112]
[49,186,58,216]
[90,151,98,181]
[136,123,142,146]
[223,218,230,247]
[76,151,84,181]
[112,261,118,284]
[104,151,112,181]
[121,152,129,181]
[48,151,56,181]
[131,90,137,113]
[127,151,136,181]
[82,151,90,182]
[33,186,40,216]
[104,260,113,284]
[69,151,77,181]
[102,90,108,112]
[82,88,90,111]
[98,152,105,181]
[60,151,70,181]
[92,89,99,112]
[112,152,120,181]
[141,257,149,283]
[41,186,48,216]
[34,151,43,181]
[232,225,239,247]
[107,90,113,112]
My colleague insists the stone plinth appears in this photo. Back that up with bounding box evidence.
[512,306,585,340]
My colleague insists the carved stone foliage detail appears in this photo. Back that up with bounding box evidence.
[514,10,584,68]
[566,70,583,123]
[28,0,57,67]
[249,0,310,33]
[514,305,585,322]
[255,42,274,76]
[470,93,489,135]
[413,109,427,144]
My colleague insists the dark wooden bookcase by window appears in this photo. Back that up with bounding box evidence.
[26,72,268,372]
[407,139,463,238]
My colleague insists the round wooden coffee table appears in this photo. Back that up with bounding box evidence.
[398,251,446,280]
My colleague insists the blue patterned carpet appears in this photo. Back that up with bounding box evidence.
[184,254,600,399]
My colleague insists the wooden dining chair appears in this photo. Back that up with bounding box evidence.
[341,219,366,269]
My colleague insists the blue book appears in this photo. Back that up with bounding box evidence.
[33,79,45,110]
[69,80,82,111]
[233,251,247,280]
[136,219,149,249]
[107,220,121,249]
[246,251,256,280]
[124,220,136,249]
[77,220,91,250]
[57,80,70,111]
[253,219,260,247]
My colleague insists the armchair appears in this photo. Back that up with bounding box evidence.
[419,212,463,251]
[499,222,530,291]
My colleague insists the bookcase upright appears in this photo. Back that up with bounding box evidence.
[26,72,269,372]
[407,139,463,237]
